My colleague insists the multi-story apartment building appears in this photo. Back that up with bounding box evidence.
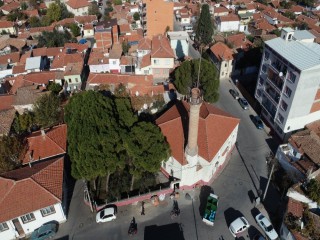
[255,28,320,140]
[139,0,174,39]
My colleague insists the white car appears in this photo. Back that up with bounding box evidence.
[255,213,278,240]
[229,217,250,237]
[96,206,117,223]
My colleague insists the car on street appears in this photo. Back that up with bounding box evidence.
[229,217,250,237]
[252,116,264,129]
[229,89,240,99]
[30,222,58,240]
[238,98,249,110]
[255,213,278,240]
[96,206,117,223]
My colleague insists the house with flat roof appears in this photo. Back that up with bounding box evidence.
[255,28,320,140]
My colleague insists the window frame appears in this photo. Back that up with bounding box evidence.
[21,213,35,224]
[284,86,292,98]
[0,222,9,232]
[40,205,56,217]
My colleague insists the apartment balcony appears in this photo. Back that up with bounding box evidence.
[262,94,277,119]
[265,86,280,105]
[270,61,287,79]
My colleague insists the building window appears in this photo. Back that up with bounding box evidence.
[277,113,284,124]
[154,69,160,74]
[225,63,227,67]
[258,77,264,85]
[21,213,35,224]
[0,222,9,232]
[112,61,116,64]
[287,71,296,83]
[284,86,292,98]
[143,70,149,74]
[163,69,169,74]
[75,78,78,82]
[40,206,56,217]
[165,59,170,65]
[261,64,267,73]
[264,51,270,60]
[163,161,166,168]
[153,59,159,65]
[280,100,288,111]
[68,79,71,83]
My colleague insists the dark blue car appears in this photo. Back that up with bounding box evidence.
[252,116,264,129]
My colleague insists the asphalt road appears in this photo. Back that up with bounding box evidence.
[55,80,280,240]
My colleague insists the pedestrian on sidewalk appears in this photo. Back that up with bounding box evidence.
[141,201,145,215]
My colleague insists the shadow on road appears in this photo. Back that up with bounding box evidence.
[248,190,256,204]
[224,208,244,227]
[198,185,213,217]
[144,223,185,240]
[55,236,69,240]
[248,225,263,240]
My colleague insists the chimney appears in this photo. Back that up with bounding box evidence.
[28,150,34,168]
[185,88,202,165]
[41,129,45,136]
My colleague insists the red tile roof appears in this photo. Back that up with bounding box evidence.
[1,1,19,13]
[66,0,90,9]
[0,108,15,136]
[24,71,64,85]
[51,52,83,69]
[218,14,239,22]
[151,35,175,58]
[0,94,14,111]
[22,124,67,164]
[87,73,153,87]
[0,157,64,222]
[156,101,240,165]
[138,38,152,50]
[94,31,113,51]
[88,51,109,65]
[75,15,97,24]
[0,52,20,65]
[226,33,253,50]
[210,42,234,61]
[0,20,14,28]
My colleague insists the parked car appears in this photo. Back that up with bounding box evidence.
[30,223,58,240]
[96,206,117,223]
[229,89,240,99]
[229,217,250,237]
[238,98,249,110]
[255,213,278,240]
[252,116,264,129]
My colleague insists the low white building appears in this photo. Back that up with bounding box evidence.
[156,89,240,187]
[216,14,240,32]
[167,31,189,59]
[66,0,90,16]
[0,157,66,240]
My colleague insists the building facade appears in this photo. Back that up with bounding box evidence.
[255,28,320,140]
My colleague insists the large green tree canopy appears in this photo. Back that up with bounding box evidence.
[174,59,219,103]
[195,4,213,46]
[65,91,170,187]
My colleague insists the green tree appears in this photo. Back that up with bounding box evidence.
[21,2,28,10]
[69,23,80,37]
[6,10,27,21]
[47,2,61,23]
[37,30,74,47]
[125,122,170,190]
[29,16,41,27]
[174,59,219,102]
[133,12,140,21]
[89,2,102,19]
[28,0,37,8]
[48,82,63,95]
[114,0,122,5]
[121,41,130,55]
[0,1,4,7]
[283,11,296,20]
[13,111,35,134]
[33,93,61,128]
[0,136,22,174]
[65,91,125,192]
[195,4,213,46]
[306,179,320,203]
[59,1,74,19]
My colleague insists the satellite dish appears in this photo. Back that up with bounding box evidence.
[279,72,283,77]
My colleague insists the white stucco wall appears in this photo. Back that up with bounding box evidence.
[218,21,240,32]
[219,59,233,79]
[151,58,174,69]
[137,49,151,58]
[169,39,188,59]
[0,27,15,34]
[89,64,110,73]
[66,5,88,16]
[162,124,239,187]
[64,74,82,91]
[0,203,66,240]
[109,59,121,73]
[83,29,94,38]
[135,65,151,75]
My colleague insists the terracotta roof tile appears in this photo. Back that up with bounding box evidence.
[0,108,15,136]
[87,73,153,87]
[88,51,109,65]
[138,38,152,50]
[218,14,239,22]
[13,85,48,106]
[226,33,253,50]
[0,20,14,28]
[23,71,64,85]
[66,0,90,9]
[22,125,67,164]
[151,35,175,58]
[0,157,64,222]
[0,94,14,111]
[140,53,151,68]
[74,15,97,24]
[94,31,112,51]
[1,1,20,13]
[0,52,20,65]
[51,52,83,69]
[156,101,240,165]
[64,62,83,75]
[210,42,234,61]
[109,43,123,59]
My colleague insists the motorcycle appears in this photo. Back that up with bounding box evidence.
[128,217,137,236]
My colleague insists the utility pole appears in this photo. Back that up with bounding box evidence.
[263,163,275,202]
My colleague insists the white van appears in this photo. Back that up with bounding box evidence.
[183,25,193,32]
